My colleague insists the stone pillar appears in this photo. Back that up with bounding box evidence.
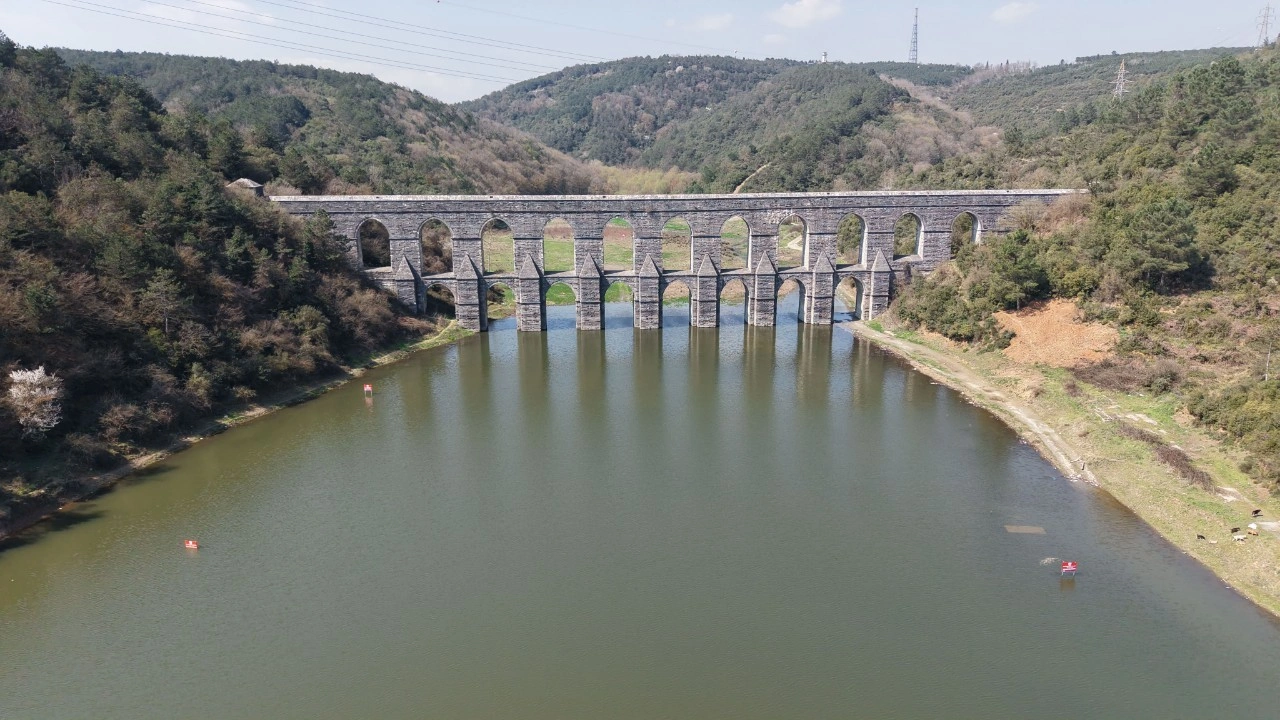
[917,213,952,272]
[514,234,542,273]
[389,253,420,311]
[691,254,720,328]
[635,254,662,330]
[515,253,546,332]
[802,254,836,325]
[575,233,604,279]
[576,255,605,331]
[635,232,662,274]
[747,252,777,327]
[806,230,837,269]
[863,250,892,320]
[454,236,484,274]
[454,252,486,332]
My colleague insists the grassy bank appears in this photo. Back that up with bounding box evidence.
[846,318,1280,617]
[0,321,471,543]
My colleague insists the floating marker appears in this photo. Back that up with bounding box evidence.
[183,539,200,550]
[363,384,373,396]
[1061,561,1078,577]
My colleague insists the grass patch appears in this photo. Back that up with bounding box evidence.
[545,284,576,305]
[605,283,632,302]
[542,239,574,273]
[482,229,514,273]
[603,242,633,269]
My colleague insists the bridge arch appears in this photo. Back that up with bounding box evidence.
[776,214,809,269]
[482,217,514,274]
[778,276,806,322]
[893,212,924,259]
[951,212,982,257]
[546,279,576,306]
[720,216,750,271]
[663,278,691,302]
[661,217,693,273]
[836,276,864,320]
[606,277,636,298]
[486,279,515,309]
[720,276,749,325]
[542,217,575,274]
[419,217,453,275]
[357,218,391,269]
[604,216,636,271]
[424,281,456,318]
[837,213,867,266]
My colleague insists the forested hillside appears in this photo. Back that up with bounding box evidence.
[947,48,1250,134]
[57,49,601,195]
[463,55,972,182]
[0,35,428,517]
[639,63,974,193]
[894,46,1280,488]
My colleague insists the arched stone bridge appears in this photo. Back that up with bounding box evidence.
[270,190,1082,332]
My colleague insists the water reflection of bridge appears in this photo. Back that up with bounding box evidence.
[271,190,1081,331]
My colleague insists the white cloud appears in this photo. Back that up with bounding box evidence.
[693,13,734,31]
[762,33,787,45]
[769,0,842,29]
[991,2,1036,24]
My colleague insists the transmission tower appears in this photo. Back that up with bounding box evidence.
[909,8,919,64]
[1259,4,1276,47]
[1112,60,1130,99]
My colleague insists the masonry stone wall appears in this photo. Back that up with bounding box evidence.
[271,189,1082,332]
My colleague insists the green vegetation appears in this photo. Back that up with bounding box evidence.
[0,35,431,509]
[466,56,979,194]
[462,55,801,165]
[896,46,1280,489]
[56,49,601,196]
[951,49,1250,135]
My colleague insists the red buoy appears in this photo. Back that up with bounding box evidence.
[183,539,200,550]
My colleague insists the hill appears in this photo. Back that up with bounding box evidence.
[56,49,601,195]
[895,45,1280,489]
[0,35,433,522]
[463,55,974,189]
[947,48,1252,134]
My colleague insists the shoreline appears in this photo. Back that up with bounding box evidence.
[841,319,1280,619]
[0,321,471,545]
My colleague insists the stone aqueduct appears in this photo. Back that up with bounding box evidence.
[271,190,1082,332]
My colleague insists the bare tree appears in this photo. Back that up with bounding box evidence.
[6,366,64,439]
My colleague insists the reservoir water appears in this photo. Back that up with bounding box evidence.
[2,297,1279,718]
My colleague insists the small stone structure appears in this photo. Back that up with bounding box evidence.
[269,189,1082,332]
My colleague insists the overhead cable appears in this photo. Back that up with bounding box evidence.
[250,0,605,63]
[170,0,558,72]
[437,0,741,56]
[39,0,519,83]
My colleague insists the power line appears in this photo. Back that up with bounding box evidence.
[170,0,559,72]
[39,0,520,83]
[1259,4,1276,47]
[436,0,739,56]
[251,0,604,63]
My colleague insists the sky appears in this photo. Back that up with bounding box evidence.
[1,0,1273,102]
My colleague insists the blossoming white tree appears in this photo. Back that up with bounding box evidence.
[6,366,64,439]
